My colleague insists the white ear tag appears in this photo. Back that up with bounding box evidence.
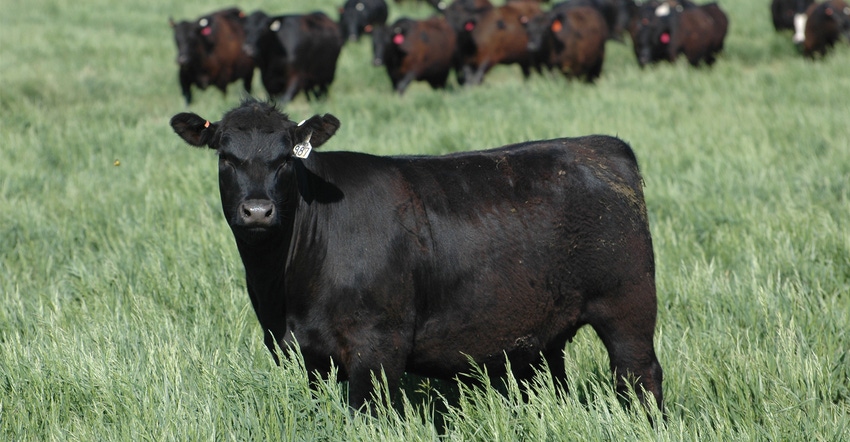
[293,131,313,159]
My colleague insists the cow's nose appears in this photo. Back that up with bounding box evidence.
[239,199,276,226]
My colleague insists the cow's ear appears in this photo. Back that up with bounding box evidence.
[170,112,218,148]
[294,114,340,149]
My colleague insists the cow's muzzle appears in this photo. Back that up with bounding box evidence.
[237,199,276,228]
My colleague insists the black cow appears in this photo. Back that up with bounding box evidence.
[372,16,458,93]
[443,0,496,27]
[525,6,609,81]
[170,7,255,105]
[243,11,343,103]
[797,0,850,58]
[169,98,664,413]
[339,0,389,42]
[772,0,815,31]
[629,2,677,66]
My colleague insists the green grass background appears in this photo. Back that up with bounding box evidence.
[1,0,848,440]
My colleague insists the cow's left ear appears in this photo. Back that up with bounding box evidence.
[170,112,218,148]
[293,114,341,149]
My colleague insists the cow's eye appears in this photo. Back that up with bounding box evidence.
[275,158,290,175]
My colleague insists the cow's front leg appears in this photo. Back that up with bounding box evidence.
[344,338,410,412]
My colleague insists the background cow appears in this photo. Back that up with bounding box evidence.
[673,3,727,66]
[170,8,255,105]
[554,0,637,42]
[629,2,677,66]
[339,0,389,42]
[454,0,544,85]
[169,98,663,414]
[795,0,850,58]
[771,0,815,31]
[629,1,726,67]
[372,16,458,93]
[243,11,343,103]
[525,5,609,82]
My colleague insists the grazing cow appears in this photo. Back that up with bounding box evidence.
[169,98,664,413]
[372,16,458,93]
[243,11,343,103]
[339,0,389,42]
[772,0,815,31]
[525,6,609,82]
[454,1,544,85]
[170,8,255,105]
[795,0,850,58]
[629,1,726,67]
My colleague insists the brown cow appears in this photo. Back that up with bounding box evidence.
[455,0,543,85]
[797,0,850,58]
[678,3,727,66]
[667,2,727,67]
[170,8,255,105]
[372,16,458,94]
[525,5,609,82]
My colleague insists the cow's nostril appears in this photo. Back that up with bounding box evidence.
[239,199,275,226]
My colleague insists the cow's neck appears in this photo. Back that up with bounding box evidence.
[234,221,294,358]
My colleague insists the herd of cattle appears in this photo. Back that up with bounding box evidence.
[170,0,850,104]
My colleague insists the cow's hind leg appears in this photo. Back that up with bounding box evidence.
[587,287,663,413]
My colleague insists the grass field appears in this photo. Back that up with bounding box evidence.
[2,0,849,440]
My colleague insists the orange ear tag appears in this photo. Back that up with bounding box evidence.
[204,120,210,128]
[551,20,563,33]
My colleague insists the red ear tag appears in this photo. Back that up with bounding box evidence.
[660,33,670,44]
[365,24,373,33]
[826,7,833,15]
[204,120,210,128]
[551,19,563,32]
[464,21,475,32]
[393,33,405,45]
[201,27,212,36]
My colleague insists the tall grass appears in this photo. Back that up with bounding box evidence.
[2,0,849,440]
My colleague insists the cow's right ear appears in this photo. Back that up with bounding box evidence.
[170,112,218,148]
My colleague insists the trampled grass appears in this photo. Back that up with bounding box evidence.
[1,0,848,440]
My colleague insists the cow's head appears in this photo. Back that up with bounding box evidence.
[242,11,272,58]
[340,0,385,42]
[630,4,673,67]
[524,12,559,53]
[170,19,200,66]
[170,99,340,240]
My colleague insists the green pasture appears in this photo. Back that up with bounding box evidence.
[1,0,848,440]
